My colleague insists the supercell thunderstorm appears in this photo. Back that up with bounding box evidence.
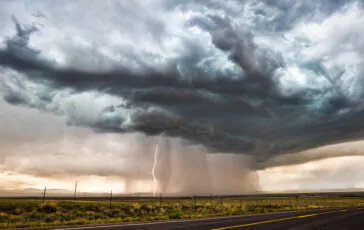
[1,0,364,194]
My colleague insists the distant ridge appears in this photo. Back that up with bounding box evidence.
[0,187,363,198]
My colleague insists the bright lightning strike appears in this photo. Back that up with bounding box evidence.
[152,144,159,197]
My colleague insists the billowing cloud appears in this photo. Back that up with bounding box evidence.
[1,0,364,195]
[1,0,364,158]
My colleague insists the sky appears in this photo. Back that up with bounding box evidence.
[1,0,364,195]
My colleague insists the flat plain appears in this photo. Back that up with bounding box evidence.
[0,193,363,229]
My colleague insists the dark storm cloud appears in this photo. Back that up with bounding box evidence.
[0,0,363,160]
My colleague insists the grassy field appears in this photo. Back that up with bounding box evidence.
[1,194,364,229]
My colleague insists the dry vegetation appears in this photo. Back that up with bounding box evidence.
[0,195,363,229]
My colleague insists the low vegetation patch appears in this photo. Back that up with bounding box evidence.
[0,196,362,229]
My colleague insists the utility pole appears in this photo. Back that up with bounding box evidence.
[74,181,78,201]
[42,186,47,203]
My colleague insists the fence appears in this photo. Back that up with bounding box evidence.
[5,192,364,209]
[1,192,364,228]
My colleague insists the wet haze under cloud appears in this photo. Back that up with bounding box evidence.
[1,0,364,194]
[0,99,259,194]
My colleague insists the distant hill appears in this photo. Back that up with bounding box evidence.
[0,187,363,198]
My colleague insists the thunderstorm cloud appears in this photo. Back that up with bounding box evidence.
[1,0,364,194]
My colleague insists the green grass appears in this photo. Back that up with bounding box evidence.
[0,196,363,229]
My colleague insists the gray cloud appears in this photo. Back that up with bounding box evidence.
[0,0,364,162]
[258,141,364,169]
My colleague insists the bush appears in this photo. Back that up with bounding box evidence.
[84,204,101,212]
[168,211,182,219]
[0,212,8,222]
[25,210,42,220]
[44,214,57,222]
[38,203,57,213]
[123,217,135,222]
[12,208,24,215]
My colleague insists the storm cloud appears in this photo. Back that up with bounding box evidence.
[1,0,364,162]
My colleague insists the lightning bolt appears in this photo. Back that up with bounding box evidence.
[152,144,159,197]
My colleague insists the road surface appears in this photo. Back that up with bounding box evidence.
[57,207,364,230]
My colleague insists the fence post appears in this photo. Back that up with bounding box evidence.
[159,192,162,207]
[109,190,112,209]
[194,194,197,217]
[42,186,47,203]
[74,181,77,201]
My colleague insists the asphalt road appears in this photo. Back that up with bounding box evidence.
[57,207,364,230]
